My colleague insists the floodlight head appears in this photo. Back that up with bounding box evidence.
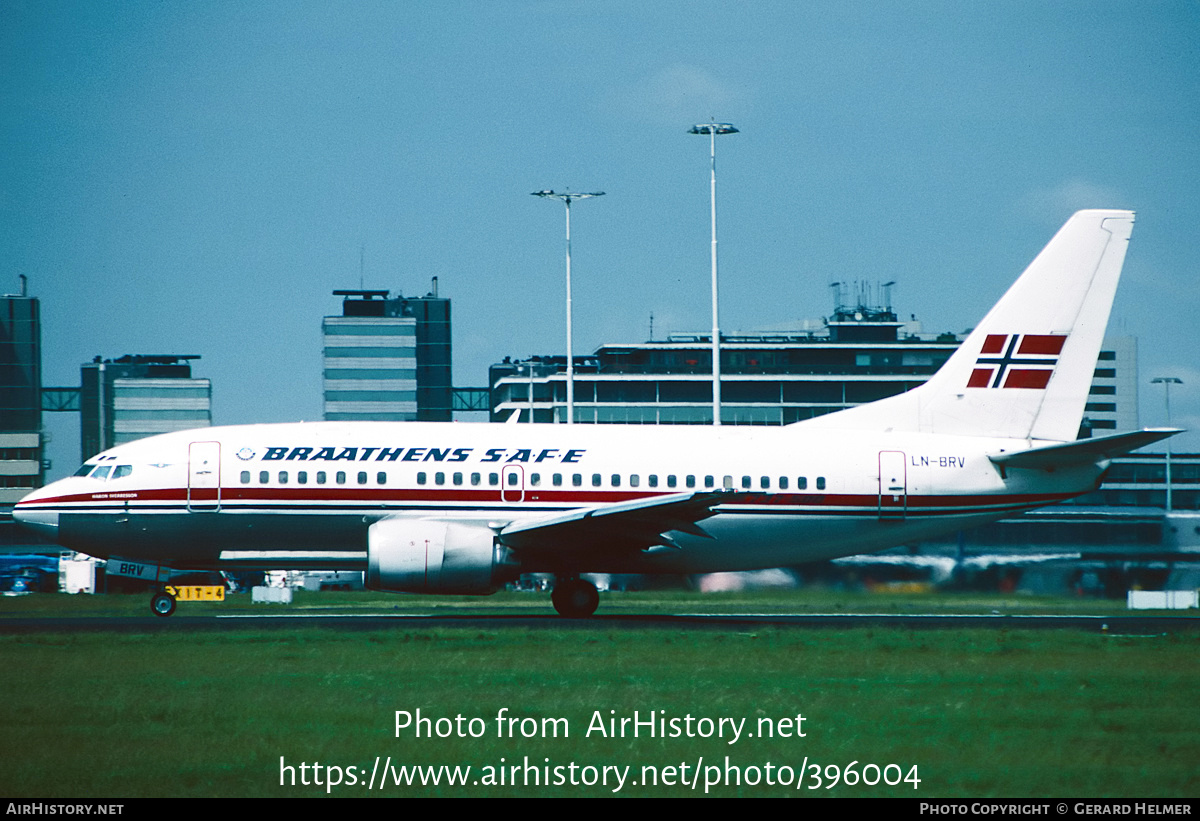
[532,190,605,203]
[688,122,739,135]
[1152,377,1184,385]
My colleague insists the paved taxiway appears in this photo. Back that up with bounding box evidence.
[1,612,1197,633]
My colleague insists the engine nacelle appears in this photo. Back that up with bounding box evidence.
[366,519,502,595]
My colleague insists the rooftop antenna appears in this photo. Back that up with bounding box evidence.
[882,281,896,312]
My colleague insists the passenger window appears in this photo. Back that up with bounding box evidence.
[552,473,562,487]
[686,475,696,488]
[667,475,677,488]
[435,472,444,485]
[357,472,368,485]
[240,471,250,484]
[760,476,770,490]
[489,473,499,486]
[630,475,639,488]
[317,471,327,485]
[298,471,308,484]
[259,471,269,484]
[572,474,582,487]
[417,472,427,485]
[592,474,602,487]
[648,475,658,488]
[471,473,481,486]
[704,475,714,489]
[740,475,751,489]
[453,472,463,486]
[723,475,734,490]
[507,473,519,486]
[336,472,346,485]
[530,473,540,487]
[377,472,387,485]
[279,471,288,484]
[798,477,807,490]
[817,477,826,490]
[779,477,788,490]
[611,474,621,487]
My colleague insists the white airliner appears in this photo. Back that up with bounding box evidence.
[14,210,1180,616]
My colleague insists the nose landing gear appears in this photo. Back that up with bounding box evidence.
[150,590,177,617]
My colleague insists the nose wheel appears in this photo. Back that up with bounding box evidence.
[150,590,177,617]
[551,577,599,618]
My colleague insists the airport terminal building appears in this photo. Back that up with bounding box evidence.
[0,279,43,508]
[80,355,212,461]
[490,297,1139,437]
[322,285,452,423]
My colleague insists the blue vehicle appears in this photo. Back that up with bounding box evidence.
[0,554,59,594]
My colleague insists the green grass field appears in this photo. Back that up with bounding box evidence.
[2,590,1197,798]
[3,585,1190,618]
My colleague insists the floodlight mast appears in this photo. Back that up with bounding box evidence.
[532,189,604,424]
[688,122,738,426]
[1151,376,1184,511]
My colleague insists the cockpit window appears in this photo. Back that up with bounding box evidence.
[112,465,133,480]
[74,464,96,477]
[91,466,112,481]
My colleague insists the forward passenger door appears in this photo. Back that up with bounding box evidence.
[188,441,222,512]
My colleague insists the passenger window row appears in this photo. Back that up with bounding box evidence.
[238,470,826,491]
[239,470,386,486]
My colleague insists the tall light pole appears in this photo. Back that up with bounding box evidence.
[1151,376,1183,511]
[688,121,738,425]
[532,189,604,425]
[525,359,535,423]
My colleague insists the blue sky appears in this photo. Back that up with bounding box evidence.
[3,1,1198,477]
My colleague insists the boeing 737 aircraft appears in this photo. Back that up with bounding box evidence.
[14,210,1180,616]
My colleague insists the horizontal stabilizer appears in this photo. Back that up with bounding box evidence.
[989,428,1182,472]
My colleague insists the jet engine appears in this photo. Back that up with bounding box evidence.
[366,518,508,595]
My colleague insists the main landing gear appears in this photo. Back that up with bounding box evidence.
[551,577,600,618]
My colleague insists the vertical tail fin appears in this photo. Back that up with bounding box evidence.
[801,210,1135,441]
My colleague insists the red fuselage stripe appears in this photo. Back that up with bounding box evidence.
[19,486,1076,510]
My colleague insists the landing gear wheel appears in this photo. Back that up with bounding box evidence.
[551,578,600,618]
[150,591,177,617]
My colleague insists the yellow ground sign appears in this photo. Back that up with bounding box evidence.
[164,585,225,602]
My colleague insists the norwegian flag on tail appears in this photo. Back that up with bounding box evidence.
[967,333,1067,389]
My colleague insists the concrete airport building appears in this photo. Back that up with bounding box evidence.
[80,355,212,461]
[490,288,1139,437]
[322,283,452,423]
[0,278,43,508]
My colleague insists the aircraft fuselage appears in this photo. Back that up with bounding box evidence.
[15,421,1100,576]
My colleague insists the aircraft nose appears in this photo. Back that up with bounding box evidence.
[13,495,60,538]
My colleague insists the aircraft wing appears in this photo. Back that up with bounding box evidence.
[989,428,1183,472]
[497,491,728,559]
